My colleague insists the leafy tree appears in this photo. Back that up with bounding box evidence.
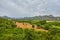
[40,20,46,25]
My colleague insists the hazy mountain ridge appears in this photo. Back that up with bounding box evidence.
[19,15,60,21]
[0,15,60,21]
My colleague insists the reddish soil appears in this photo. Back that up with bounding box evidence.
[16,22,48,32]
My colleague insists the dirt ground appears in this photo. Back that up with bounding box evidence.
[16,22,48,32]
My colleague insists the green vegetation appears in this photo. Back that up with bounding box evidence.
[0,18,60,40]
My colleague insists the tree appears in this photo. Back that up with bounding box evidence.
[40,20,46,25]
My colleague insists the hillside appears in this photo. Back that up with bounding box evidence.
[0,17,60,40]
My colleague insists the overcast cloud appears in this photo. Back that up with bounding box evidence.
[0,0,60,18]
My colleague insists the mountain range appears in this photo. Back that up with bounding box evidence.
[19,15,60,21]
[0,15,60,21]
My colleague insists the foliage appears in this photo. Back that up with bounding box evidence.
[44,24,52,30]
[40,20,46,25]
[0,18,60,40]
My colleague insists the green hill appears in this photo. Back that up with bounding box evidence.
[0,17,60,40]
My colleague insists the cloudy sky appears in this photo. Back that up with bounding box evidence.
[0,0,60,18]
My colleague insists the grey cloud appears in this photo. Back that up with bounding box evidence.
[0,0,60,18]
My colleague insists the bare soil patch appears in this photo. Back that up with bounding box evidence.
[16,22,48,32]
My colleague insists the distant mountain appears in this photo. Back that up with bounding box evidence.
[0,15,60,21]
[2,16,11,19]
[0,16,16,20]
[19,15,60,21]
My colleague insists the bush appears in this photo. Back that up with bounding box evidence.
[0,18,60,40]
[40,20,46,25]
[44,24,52,30]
